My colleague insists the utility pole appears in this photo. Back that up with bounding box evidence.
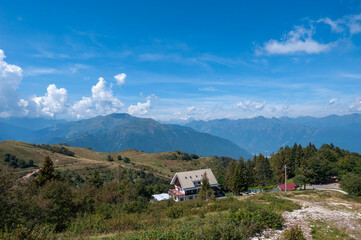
[284,165,287,193]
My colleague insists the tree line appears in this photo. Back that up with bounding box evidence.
[221,143,361,196]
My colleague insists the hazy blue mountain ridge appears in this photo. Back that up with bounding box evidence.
[0,113,252,160]
[186,114,361,155]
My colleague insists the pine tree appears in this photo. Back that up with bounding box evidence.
[230,161,248,194]
[245,158,256,187]
[224,160,236,192]
[270,149,287,183]
[36,156,55,187]
[254,154,272,191]
[198,172,213,200]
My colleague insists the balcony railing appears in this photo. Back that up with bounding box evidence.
[168,189,184,196]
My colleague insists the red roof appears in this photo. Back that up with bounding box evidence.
[168,189,184,196]
[278,183,297,191]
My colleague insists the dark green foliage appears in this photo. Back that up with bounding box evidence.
[293,174,308,189]
[123,196,291,240]
[254,154,272,190]
[32,144,75,157]
[59,143,70,146]
[36,180,77,231]
[61,169,85,186]
[198,172,213,200]
[106,155,114,162]
[230,161,248,194]
[4,153,10,162]
[270,142,361,184]
[2,153,33,168]
[0,164,172,236]
[89,170,104,188]
[28,159,34,166]
[340,173,361,196]
[166,205,184,219]
[227,207,283,231]
[123,157,130,163]
[117,155,122,161]
[162,151,200,161]
[35,156,57,187]
[223,160,236,192]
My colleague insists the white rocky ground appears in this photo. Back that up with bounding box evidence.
[252,192,361,240]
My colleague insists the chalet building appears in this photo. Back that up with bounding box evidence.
[168,168,219,202]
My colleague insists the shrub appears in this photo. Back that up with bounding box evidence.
[281,225,305,240]
[166,206,184,219]
[340,173,361,196]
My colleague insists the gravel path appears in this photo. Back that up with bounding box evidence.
[252,195,361,240]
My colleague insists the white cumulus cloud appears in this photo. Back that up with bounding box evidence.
[128,100,151,115]
[71,77,124,119]
[237,99,266,112]
[26,84,69,118]
[0,49,24,117]
[318,17,345,33]
[173,106,199,120]
[114,73,126,86]
[319,14,361,35]
[262,26,333,55]
[350,97,361,112]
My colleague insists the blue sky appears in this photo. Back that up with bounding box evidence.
[1,0,361,121]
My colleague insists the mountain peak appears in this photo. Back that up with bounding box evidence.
[107,113,132,119]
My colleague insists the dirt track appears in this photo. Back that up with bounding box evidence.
[252,192,361,239]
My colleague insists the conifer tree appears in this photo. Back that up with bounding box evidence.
[35,156,56,187]
[245,158,256,187]
[199,172,213,200]
[224,160,236,191]
[230,161,248,194]
[255,154,272,191]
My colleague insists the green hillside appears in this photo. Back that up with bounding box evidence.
[0,140,233,179]
[22,113,252,160]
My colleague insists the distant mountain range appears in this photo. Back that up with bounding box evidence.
[0,114,252,159]
[186,114,361,155]
[2,113,361,158]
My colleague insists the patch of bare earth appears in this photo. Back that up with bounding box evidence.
[20,168,40,181]
[252,194,361,240]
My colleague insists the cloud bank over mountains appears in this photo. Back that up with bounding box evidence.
[1,46,361,121]
[0,50,24,118]
[0,49,128,119]
[2,12,361,121]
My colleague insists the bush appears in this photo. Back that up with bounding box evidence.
[33,144,75,157]
[281,225,305,240]
[227,207,283,233]
[340,173,361,196]
[166,206,184,219]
